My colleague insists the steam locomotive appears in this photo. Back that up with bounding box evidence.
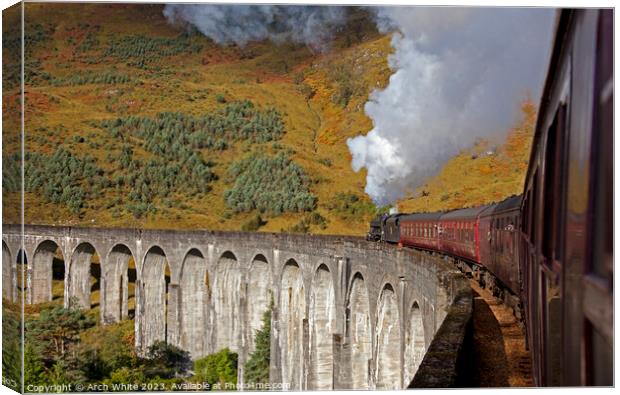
[368,9,613,386]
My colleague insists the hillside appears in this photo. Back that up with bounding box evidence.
[396,99,536,213]
[2,3,392,235]
[2,4,534,235]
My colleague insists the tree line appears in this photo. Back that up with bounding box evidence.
[104,34,203,69]
[225,153,317,215]
[15,300,272,390]
[51,71,131,86]
[2,148,106,215]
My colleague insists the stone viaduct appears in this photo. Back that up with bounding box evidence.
[2,224,472,389]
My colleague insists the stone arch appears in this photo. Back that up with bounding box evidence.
[246,253,272,353]
[140,246,171,349]
[68,242,101,309]
[16,249,27,298]
[308,264,336,390]
[102,244,135,323]
[179,248,207,359]
[31,240,64,304]
[279,259,307,390]
[404,301,425,385]
[2,242,14,301]
[374,283,401,389]
[211,250,243,353]
[346,272,372,389]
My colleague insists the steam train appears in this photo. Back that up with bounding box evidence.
[368,9,613,386]
[367,195,523,306]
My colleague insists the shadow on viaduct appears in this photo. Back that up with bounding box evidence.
[2,224,472,389]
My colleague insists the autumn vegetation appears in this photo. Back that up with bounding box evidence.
[3,3,535,233]
[2,3,539,392]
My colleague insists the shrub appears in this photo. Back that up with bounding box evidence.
[52,71,131,86]
[104,34,203,70]
[224,153,317,215]
[285,211,328,234]
[194,349,238,389]
[142,341,192,379]
[318,157,332,167]
[325,192,375,220]
[241,213,266,232]
[8,148,106,214]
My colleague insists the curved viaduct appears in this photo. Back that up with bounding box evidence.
[2,224,471,389]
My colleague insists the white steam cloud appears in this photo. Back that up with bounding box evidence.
[163,4,347,49]
[162,5,555,206]
[348,7,555,205]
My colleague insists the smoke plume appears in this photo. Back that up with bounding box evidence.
[163,5,555,206]
[163,4,347,49]
[348,7,555,205]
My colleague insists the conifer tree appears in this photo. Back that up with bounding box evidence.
[243,304,272,387]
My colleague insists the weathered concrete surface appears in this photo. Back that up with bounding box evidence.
[3,224,472,389]
[409,275,473,388]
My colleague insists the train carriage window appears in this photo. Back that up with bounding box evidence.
[498,218,503,254]
[532,169,539,246]
[524,196,530,237]
[543,270,562,385]
[585,10,613,386]
[590,8,613,280]
[542,104,566,265]
[542,102,567,265]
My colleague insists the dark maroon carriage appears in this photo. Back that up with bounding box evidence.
[437,205,492,263]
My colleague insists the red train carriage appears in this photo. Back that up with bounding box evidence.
[479,196,522,293]
[437,205,493,263]
[399,212,443,251]
[520,9,612,386]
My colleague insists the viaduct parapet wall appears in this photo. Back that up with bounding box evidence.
[2,224,472,389]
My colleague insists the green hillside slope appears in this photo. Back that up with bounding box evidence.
[3,4,392,235]
[2,4,534,235]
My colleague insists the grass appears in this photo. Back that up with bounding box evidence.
[3,4,533,236]
[3,3,390,236]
